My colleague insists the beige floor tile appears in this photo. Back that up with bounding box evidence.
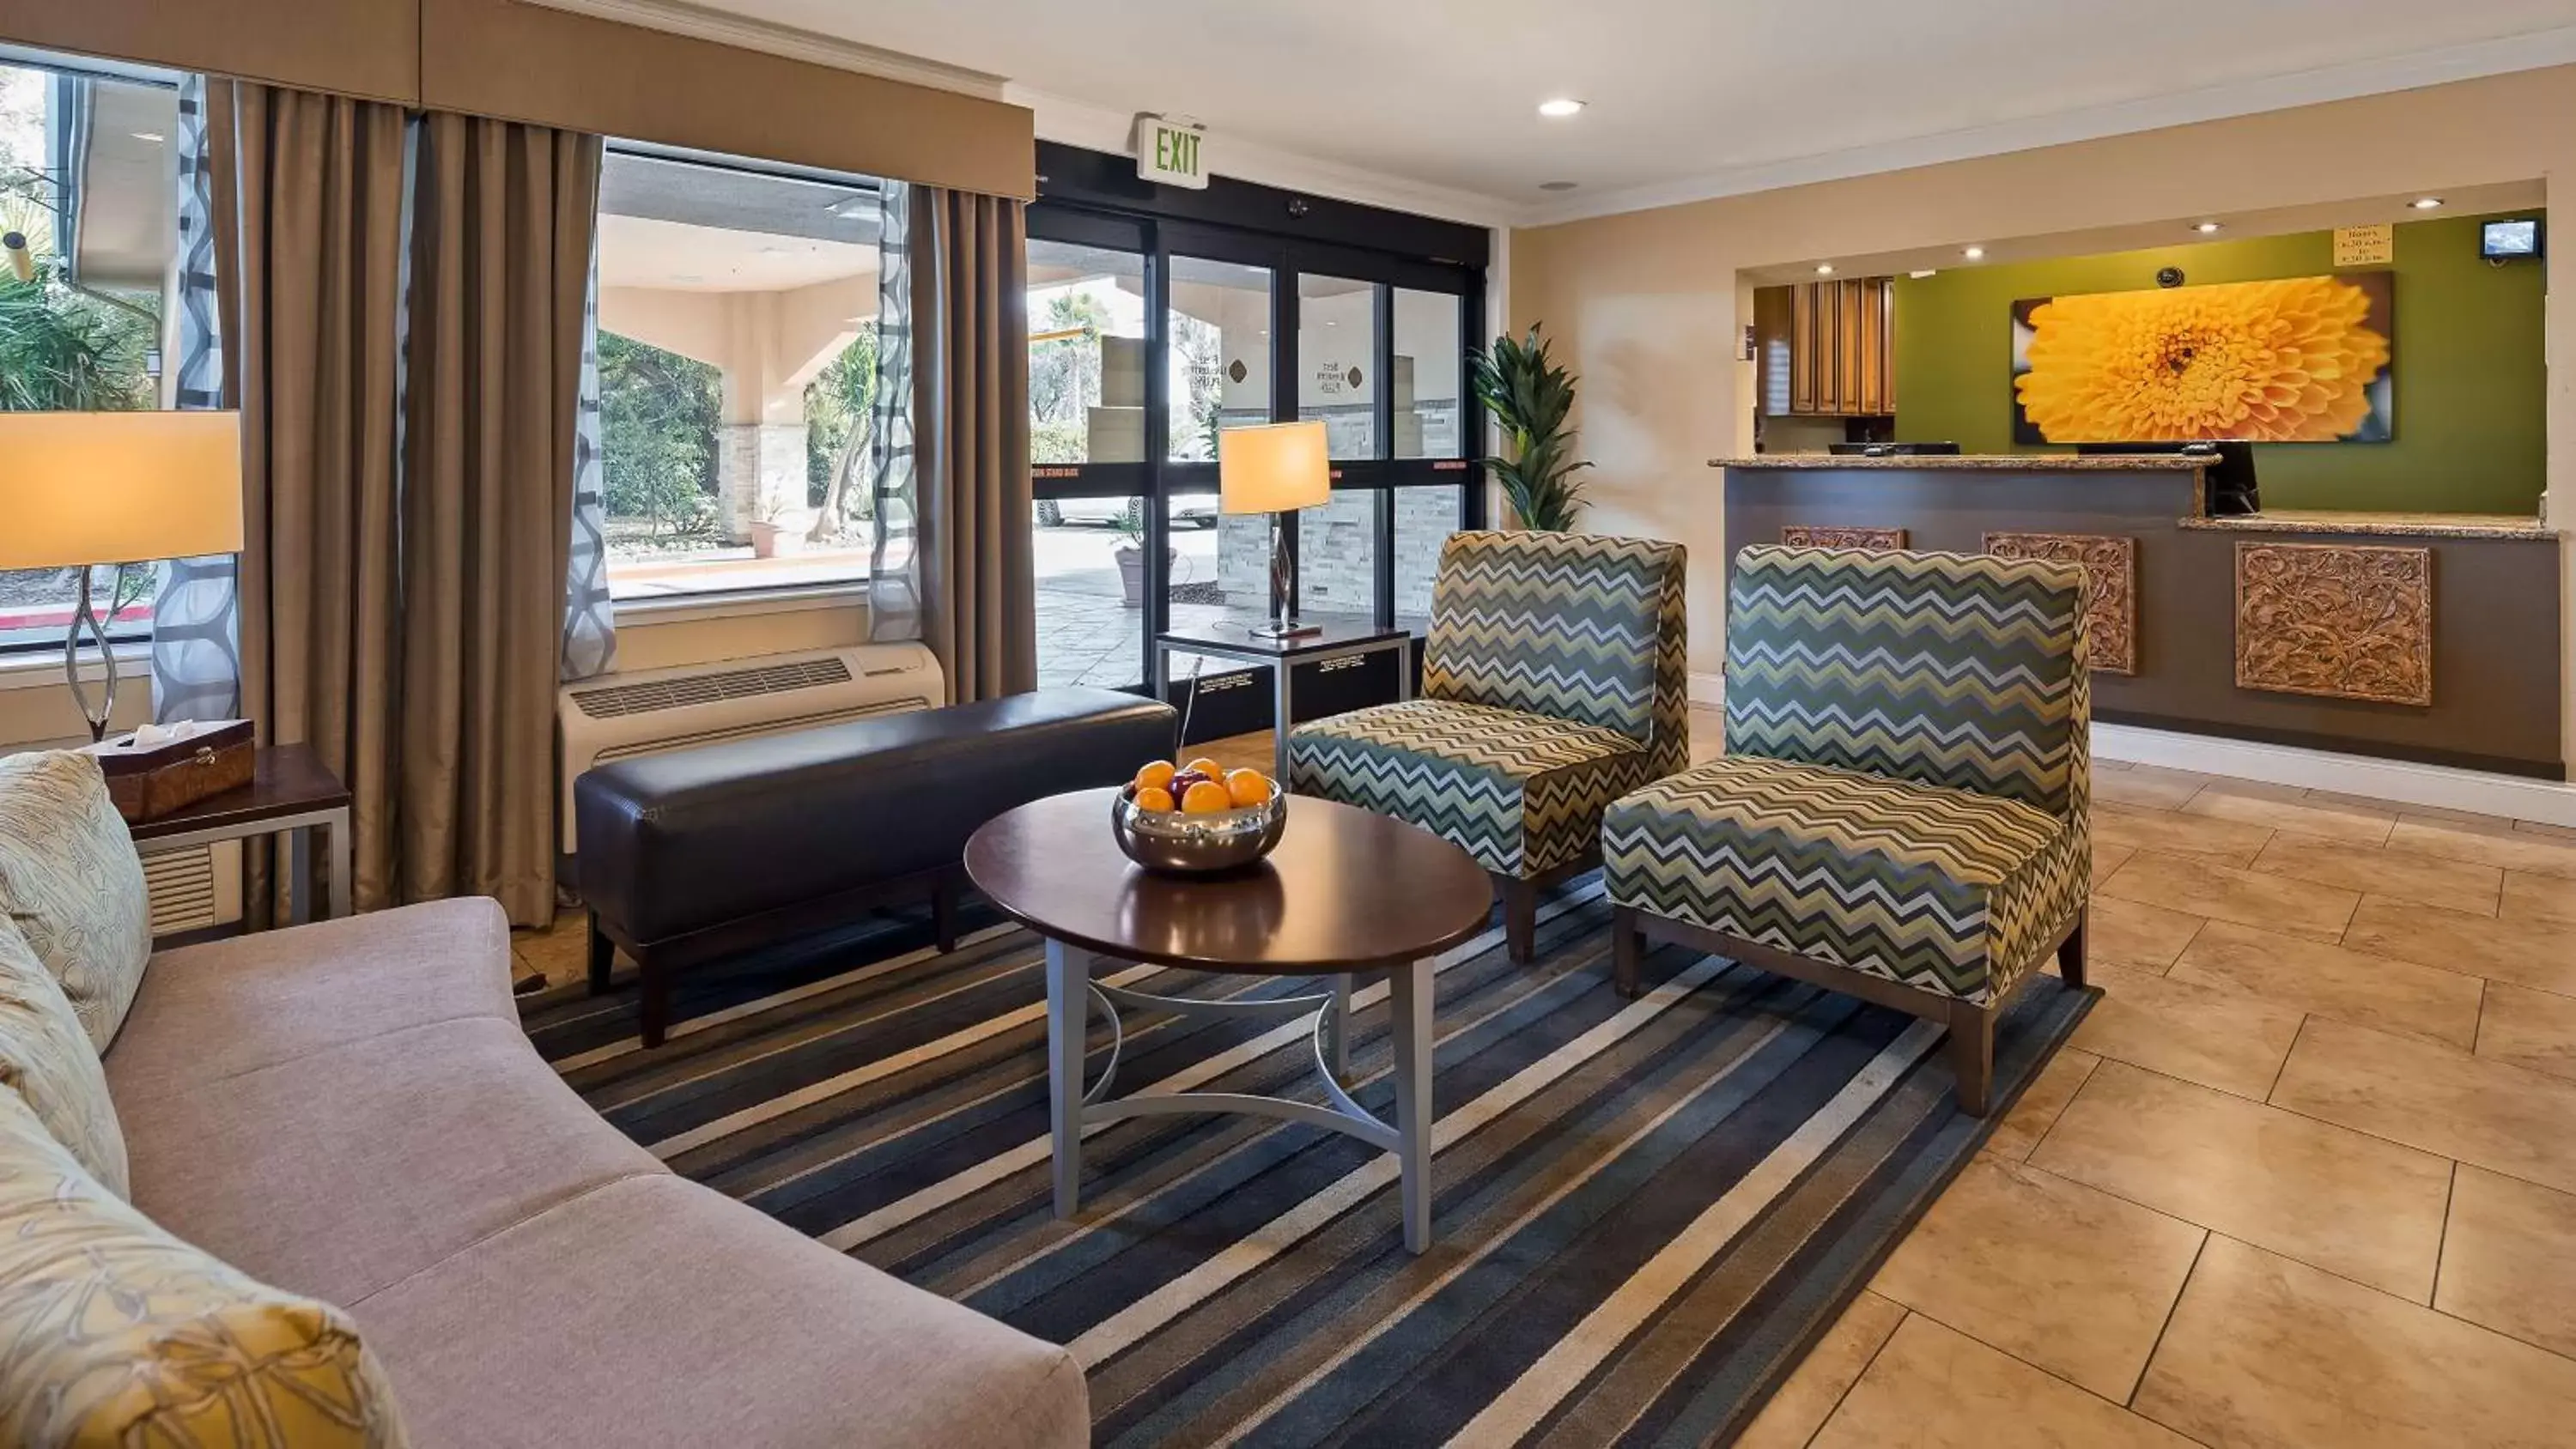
[511,916,598,989]
[2388,817,2576,882]
[2084,896,2204,973]
[2312,791,2495,826]
[1732,1291,1907,1449]
[2247,832,2501,916]
[2436,1166,2576,1363]
[2343,895,2576,997]
[2093,840,2136,880]
[2190,776,2312,804]
[2477,982,2576,1084]
[2096,852,2357,943]
[2095,756,2135,772]
[2034,1061,2451,1300]
[1810,1314,2197,1449]
[2520,819,2576,843]
[2093,803,2273,868]
[1869,1158,2204,1401]
[2270,1016,2576,1198]
[2184,789,2397,846]
[1985,1046,2099,1162]
[2503,870,2576,928]
[2095,770,2208,811]
[2066,962,2306,1100]
[2135,1234,2576,1449]
[2166,919,2482,1050]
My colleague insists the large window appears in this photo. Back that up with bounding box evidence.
[1026,151,1485,706]
[592,149,900,603]
[0,57,179,653]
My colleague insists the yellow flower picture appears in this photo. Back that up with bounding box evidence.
[2011,273,2393,445]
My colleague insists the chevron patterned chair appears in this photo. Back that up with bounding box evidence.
[1287,530,1688,964]
[1602,545,2092,1115]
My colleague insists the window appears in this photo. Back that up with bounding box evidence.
[0,57,181,653]
[592,149,901,603]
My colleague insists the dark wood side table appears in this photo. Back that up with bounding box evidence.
[965,786,1491,1252]
[1154,615,1414,780]
[128,744,353,925]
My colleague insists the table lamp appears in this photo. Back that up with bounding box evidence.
[0,411,246,741]
[1218,420,1330,640]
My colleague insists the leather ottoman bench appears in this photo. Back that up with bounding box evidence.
[575,687,1176,1045]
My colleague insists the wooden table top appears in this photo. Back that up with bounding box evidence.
[964,787,1491,975]
[126,743,350,842]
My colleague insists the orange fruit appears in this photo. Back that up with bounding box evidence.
[1135,760,1177,794]
[1181,780,1233,815]
[1184,757,1224,779]
[1225,768,1273,808]
[1133,785,1176,813]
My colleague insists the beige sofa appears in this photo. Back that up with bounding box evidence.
[105,897,1087,1447]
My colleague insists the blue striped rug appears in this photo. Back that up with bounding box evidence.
[524,885,2093,1446]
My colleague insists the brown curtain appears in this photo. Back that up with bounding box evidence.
[208,80,409,920]
[400,113,601,925]
[912,189,1036,702]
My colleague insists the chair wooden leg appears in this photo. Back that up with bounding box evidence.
[1947,997,1996,1117]
[640,962,672,1050]
[586,912,615,995]
[2057,906,2089,990]
[932,872,959,955]
[1612,905,1643,998]
[1497,875,1538,965]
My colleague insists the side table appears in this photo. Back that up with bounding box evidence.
[128,743,353,926]
[1154,615,1414,781]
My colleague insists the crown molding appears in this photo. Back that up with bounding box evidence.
[1522,27,2576,227]
[514,0,1010,100]
[1011,86,1526,231]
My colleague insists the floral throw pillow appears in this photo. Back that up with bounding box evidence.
[0,919,125,1197]
[0,752,153,1051]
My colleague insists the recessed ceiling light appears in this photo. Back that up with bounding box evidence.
[130,130,163,142]
[1814,263,1835,276]
[1909,269,1939,279]
[1962,246,1986,260]
[2193,221,2223,233]
[1537,98,1585,118]
[2410,197,2444,210]
[827,197,869,218]
[1538,180,1579,192]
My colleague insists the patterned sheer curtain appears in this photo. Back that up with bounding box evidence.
[149,74,244,723]
[561,242,616,680]
[867,179,920,643]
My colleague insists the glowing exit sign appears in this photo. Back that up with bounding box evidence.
[1133,116,1208,190]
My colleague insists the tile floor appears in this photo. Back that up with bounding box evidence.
[520,707,2576,1446]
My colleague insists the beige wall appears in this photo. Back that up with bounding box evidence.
[1510,64,2576,762]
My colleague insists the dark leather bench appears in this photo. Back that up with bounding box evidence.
[575,687,1176,1045]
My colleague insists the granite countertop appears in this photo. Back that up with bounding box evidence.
[1710,454,2206,472]
[2178,510,2558,541]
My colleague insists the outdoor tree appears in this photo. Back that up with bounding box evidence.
[803,329,878,543]
[596,330,720,540]
[1030,288,1109,465]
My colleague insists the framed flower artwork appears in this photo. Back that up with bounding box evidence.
[2010,273,2393,445]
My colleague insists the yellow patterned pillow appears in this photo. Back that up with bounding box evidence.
[0,1090,407,1447]
[0,752,153,1050]
[0,920,125,1197]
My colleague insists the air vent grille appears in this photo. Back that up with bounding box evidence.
[569,656,854,719]
[143,847,218,936]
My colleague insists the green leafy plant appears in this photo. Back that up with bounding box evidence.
[1469,324,1589,530]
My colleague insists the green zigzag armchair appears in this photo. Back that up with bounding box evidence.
[1288,530,1689,964]
[1602,544,2093,1114]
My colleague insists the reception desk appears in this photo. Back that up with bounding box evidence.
[1714,455,2565,779]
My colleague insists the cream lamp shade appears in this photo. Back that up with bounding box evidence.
[0,411,246,568]
[1218,421,1330,515]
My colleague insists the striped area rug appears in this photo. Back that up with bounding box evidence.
[523,885,2093,1446]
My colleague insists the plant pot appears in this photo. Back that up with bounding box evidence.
[1114,544,1173,608]
[749,513,817,559]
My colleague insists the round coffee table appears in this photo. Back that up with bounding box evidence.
[964,786,1492,1252]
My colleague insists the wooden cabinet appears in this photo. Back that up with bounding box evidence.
[1755,278,1894,417]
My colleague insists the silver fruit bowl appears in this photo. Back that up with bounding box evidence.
[1110,785,1287,875]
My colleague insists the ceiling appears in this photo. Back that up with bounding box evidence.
[690,0,2576,219]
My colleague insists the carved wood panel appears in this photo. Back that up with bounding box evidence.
[2233,542,2433,706]
[1983,531,2138,676]
[1781,526,1907,550]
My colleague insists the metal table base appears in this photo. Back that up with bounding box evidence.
[1043,940,1438,1252]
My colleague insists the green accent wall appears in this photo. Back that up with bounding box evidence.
[1891,212,2546,513]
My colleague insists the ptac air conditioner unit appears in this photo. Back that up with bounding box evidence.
[556,643,943,854]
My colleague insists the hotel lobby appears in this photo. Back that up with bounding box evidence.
[0,3,2573,1446]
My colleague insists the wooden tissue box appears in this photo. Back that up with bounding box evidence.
[86,720,255,823]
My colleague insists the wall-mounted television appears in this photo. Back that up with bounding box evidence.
[2482,218,2543,260]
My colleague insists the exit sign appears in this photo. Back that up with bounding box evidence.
[1133,116,1208,190]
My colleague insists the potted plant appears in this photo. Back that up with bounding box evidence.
[1469,324,1590,530]
[1110,500,1161,608]
[748,500,818,559]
